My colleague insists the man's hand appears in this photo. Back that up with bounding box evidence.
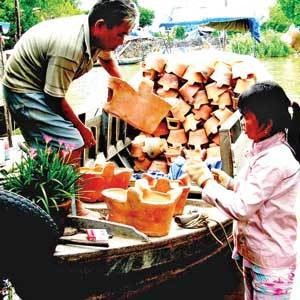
[211,168,233,189]
[185,159,214,188]
[77,124,96,148]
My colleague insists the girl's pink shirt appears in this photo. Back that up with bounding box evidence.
[202,132,300,269]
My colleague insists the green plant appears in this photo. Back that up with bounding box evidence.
[1,138,81,214]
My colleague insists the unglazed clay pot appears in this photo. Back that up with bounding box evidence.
[102,186,181,236]
[188,128,209,149]
[78,162,132,203]
[104,77,171,134]
[138,175,190,216]
[158,73,179,90]
[167,129,187,147]
[233,77,255,94]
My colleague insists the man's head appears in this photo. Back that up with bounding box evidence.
[89,0,139,51]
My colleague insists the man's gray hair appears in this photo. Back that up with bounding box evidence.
[88,0,139,29]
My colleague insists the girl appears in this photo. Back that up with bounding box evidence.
[185,81,300,299]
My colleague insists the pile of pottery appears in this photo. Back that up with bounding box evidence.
[102,174,190,236]
[105,50,262,174]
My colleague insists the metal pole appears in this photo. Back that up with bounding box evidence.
[14,0,21,41]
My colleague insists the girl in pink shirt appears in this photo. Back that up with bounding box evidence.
[186,81,300,299]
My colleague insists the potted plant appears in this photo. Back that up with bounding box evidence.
[0,138,81,233]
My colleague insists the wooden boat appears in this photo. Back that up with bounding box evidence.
[54,198,233,299]
[117,56,143,65]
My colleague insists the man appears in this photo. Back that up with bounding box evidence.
[2,0,138,217]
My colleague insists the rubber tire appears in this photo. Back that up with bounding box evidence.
[0,190,61,300]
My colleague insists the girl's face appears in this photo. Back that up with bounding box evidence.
[241,111,270,142]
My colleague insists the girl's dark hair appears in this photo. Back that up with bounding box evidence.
[238,80,300,162]
[88,0,138,29]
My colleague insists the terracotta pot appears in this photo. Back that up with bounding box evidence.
[203,116,220,136]
[232,61,254,79]
[170,99,191,122]
[156,88,179,99]
[192,104,213,121]
[102,187,180,236]
[193,89,209,109]
[158,73,179,90]
[233,77,255,94]
[217,91,232,109]
[144,53,166,73]
[182,65,205,84]
[183,113,199,132]
[104,77,171,134]
[78,163,132,203]
[166,117,181,130]
[213,107,234,124]
[152,120,169,137]
[167,129,187,146]
[148,159,169,174]
[139,176,190,216]
[205,82,228,102]
[184,148,206,161]
[164,146,183,165]
[165,61,188,77]
[188,129,209,149]
[179,82,200,104]
[210,61,232,87]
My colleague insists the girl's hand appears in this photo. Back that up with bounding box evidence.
[185,159,213,188]
[211,168,233,188]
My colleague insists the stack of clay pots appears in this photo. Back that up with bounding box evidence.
[104,50,262,174]
[125,50,259,174]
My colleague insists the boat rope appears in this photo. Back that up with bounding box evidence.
[174,212,243,275]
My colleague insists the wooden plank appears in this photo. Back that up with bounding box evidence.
[219,110,242,177]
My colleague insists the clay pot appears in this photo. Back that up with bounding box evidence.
[210,61,232,87]
[158,73,179,90]
[156,88,179,98]
[184,148,206,161]
[233,78,255,94]
[193,89,209,109]
[166,117,181,130]
[165,61,188,77]
[192,104,213,121]
[170,99,191,122]
[182,65,205,84]
[104,77,171,134]
[102,187,180,236]
[78,163,132,203]
[213,107,234,124]
[232,61,254,79]
[148,159,169,174]
[167,129,187,146]
[218,91,232,109]
[139,176,190,216]
[205,82,228,102]
[164,146,183,165]
[144,53,166,73]
[179,82,200,104]
[152,120,170,137]
[188,129,209,149]
[183,113,200,132]
[203,116,220,136]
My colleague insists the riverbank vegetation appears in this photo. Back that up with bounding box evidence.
[229,30,294,58]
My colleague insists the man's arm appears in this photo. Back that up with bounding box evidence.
[99,57,122,78]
